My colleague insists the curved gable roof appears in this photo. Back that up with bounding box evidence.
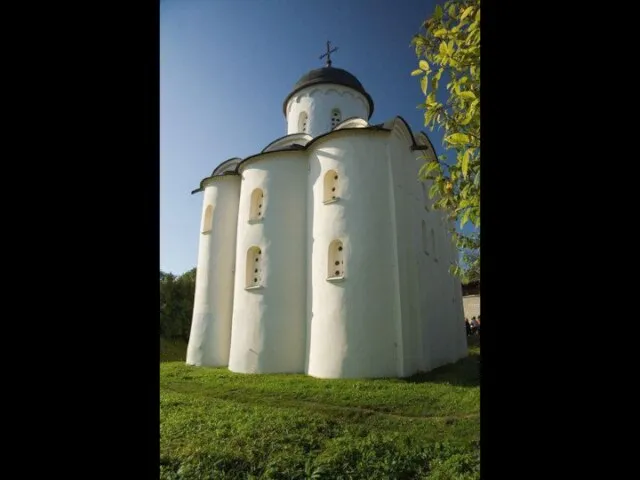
[333,116,369,130]
[262,133,313,153]
[212,157,242,176]
[190,117,436,194]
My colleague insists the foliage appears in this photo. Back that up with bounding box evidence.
[160,342,480,479]
[411,0,480,281]
[160,268,196,341]
[460,248,480,284]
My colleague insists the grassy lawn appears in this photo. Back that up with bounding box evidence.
[161,338,189,363]
[160,337,480,479]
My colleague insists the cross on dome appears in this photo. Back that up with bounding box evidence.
[319,41,338,67]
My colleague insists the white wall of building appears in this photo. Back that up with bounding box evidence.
[285,85,370,138]
[306,131,399,378]
[186,175,241,366]
[228,153,308,374]
[409,128,467,372]
[188,116,469,378]
[387,123,426,376]
[463,295,480,319]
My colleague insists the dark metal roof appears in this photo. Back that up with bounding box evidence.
[211,157,242,176]
[282,66,374,118]
[191,116,432,194]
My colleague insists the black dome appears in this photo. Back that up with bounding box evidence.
[282,66,374,118]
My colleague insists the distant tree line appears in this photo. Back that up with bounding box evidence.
[160,268,196,340]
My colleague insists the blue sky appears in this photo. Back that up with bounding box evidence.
[161,0,469,275]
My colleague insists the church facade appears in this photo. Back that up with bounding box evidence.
[186,57,468,379]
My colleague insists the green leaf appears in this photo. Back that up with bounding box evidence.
[445,133,471,146]
[428,182,440,199]
[430,76,439,94]
[434,4,443,20]
[411,69,423,76]
[433,28,448,38]
[412,35,426,48]
[424,108,436,126]
[461,6,474,20]
[439,41,448,56]
[425,160,440,176]
[461,150,470,178]
[420,76,427,95]
[458,91,476,100]
[419,60,429,71]
[419,161,440,180]
[460,109,474,126]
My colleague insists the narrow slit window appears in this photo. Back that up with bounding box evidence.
[298,112,308,133]
[430,228,436,260]
[245,246,262,288]
[323,169,339,203]
[327,240,344,279]
[249,188,264,221]
[201,205,213,234]
[330,108,342,129]
[422,220,428,255]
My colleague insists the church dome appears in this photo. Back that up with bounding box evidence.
[282,66,374,118]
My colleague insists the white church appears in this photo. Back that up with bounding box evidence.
[186,47,468,379]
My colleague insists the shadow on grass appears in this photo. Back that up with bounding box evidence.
[160,336,480,387]
[402,351,480,387]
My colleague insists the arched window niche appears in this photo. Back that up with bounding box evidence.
[330,108,342,129]
[201,205,213,234]
[298,112,308,133]
[323,169,339,204]
[245,246,263,290]
[327,239,345,281]
[249,188,264,222]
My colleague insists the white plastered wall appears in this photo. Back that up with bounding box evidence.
[186,175,241,366]
[306,131,399,379]
[228,153,308,374]
[410,130,468,370]
[187,119,468,377]
[387,125,426,376]
[286,85,370,138]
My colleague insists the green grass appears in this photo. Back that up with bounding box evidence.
[160,337,480,479]
[161,338,188,363]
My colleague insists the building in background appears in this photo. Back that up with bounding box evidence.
[462,280,480,320]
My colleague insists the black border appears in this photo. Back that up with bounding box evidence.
[18,0,595,476]
[21,0,160,476]
[480,0,592,475]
